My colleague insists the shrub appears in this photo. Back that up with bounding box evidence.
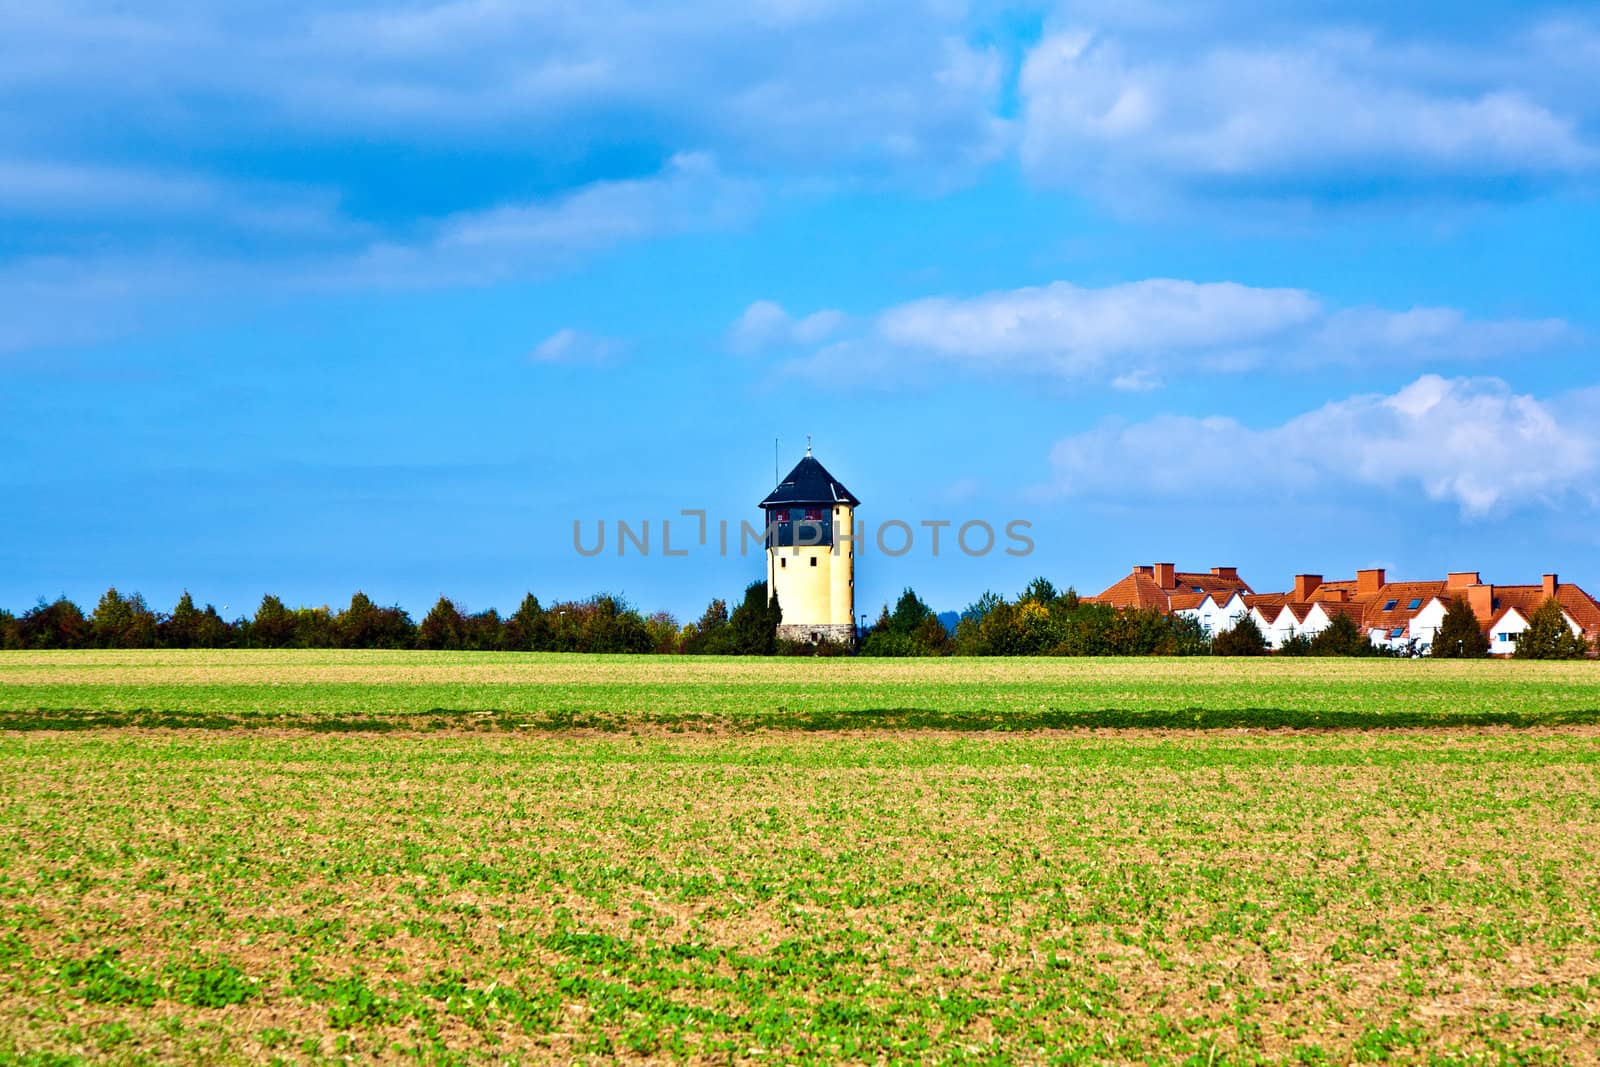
[1213,614,1268,656]
[1279,631,1313,656]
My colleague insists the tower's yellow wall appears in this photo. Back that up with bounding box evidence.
[766,505,855,630]
[829,504,855,626]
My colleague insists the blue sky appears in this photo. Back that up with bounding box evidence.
[4,0,1600,621]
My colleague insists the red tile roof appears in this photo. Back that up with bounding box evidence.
[1489,584,1600,635]
[1088,566,1253,611]
[1089,565,1600,644]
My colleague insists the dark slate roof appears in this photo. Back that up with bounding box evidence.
[760,455,859,508]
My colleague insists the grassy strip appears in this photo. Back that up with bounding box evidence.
[7,703,1600,733]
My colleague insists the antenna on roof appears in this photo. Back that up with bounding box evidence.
[806,433,812,457]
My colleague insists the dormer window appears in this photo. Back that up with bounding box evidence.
[1382,599,1398,611]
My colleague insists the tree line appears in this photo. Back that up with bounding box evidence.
[0,579,1590,659]
[0,583,784,655]
[857,581,1591,660]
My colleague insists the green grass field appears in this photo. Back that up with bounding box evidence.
[3,652,1600,1064]
[5,651,1600,730]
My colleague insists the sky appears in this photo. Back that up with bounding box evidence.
[4,0,1600,622]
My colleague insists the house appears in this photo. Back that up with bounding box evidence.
[1169,590,1252,636]
[1089,564,1253,614]
[1249,602,1314,650]
[1095,562,1600,656]
[1466,574,1600,656]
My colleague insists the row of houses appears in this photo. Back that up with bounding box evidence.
[1089,563,1600,655]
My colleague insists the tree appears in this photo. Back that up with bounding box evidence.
[1309,613,1373,657]
[18,598,90,649]
[645,611,681,654]
[1432,597,1489,658]
[160,592,203,649]
[681,597,733,654]
[1514,599,1590,660]
[1018,577,1057,607]
[292,606,337,648]
[335,592,414,649]
[249,595,297,648]
[193,603,236,648]
[1212,613,1268,656]
[0,609,23,650]
[462,609,504,651]
[729,582,780,655]
[90,588,159,648]
[887,588,935,635]
[417,597,467,650]
[503,594,551,652]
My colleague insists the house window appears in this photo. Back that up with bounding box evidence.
[1382,599,1398,611]
[780,558,786,568]
[1408,598,1422,610]
[1389,627,1404,639]
[1498,632,1516,643]
[809,557,817,567]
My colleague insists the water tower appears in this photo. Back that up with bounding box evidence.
[759,444,859,645]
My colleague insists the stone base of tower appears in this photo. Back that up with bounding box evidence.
[777,623,857,648]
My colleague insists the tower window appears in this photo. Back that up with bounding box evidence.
[809,557,817,567]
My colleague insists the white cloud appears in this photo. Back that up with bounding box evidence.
[528,328,623,365]
[1049,375,1600,517]
[285,154,749,290]
[1111,368,1163,392]
[1018,23,1600,203]
[0,155,748,354]
[875,279,1320,374]
[0,160,345,235]
[761,278,1572,387]
[726,300,847,354]
[0,2,1009,180]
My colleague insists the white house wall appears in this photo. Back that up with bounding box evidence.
[1407,600,1448,653]
[1178,595,1249,636]
[1488,608,1582,656]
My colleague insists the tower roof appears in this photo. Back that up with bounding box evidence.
[760,454,859,508]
